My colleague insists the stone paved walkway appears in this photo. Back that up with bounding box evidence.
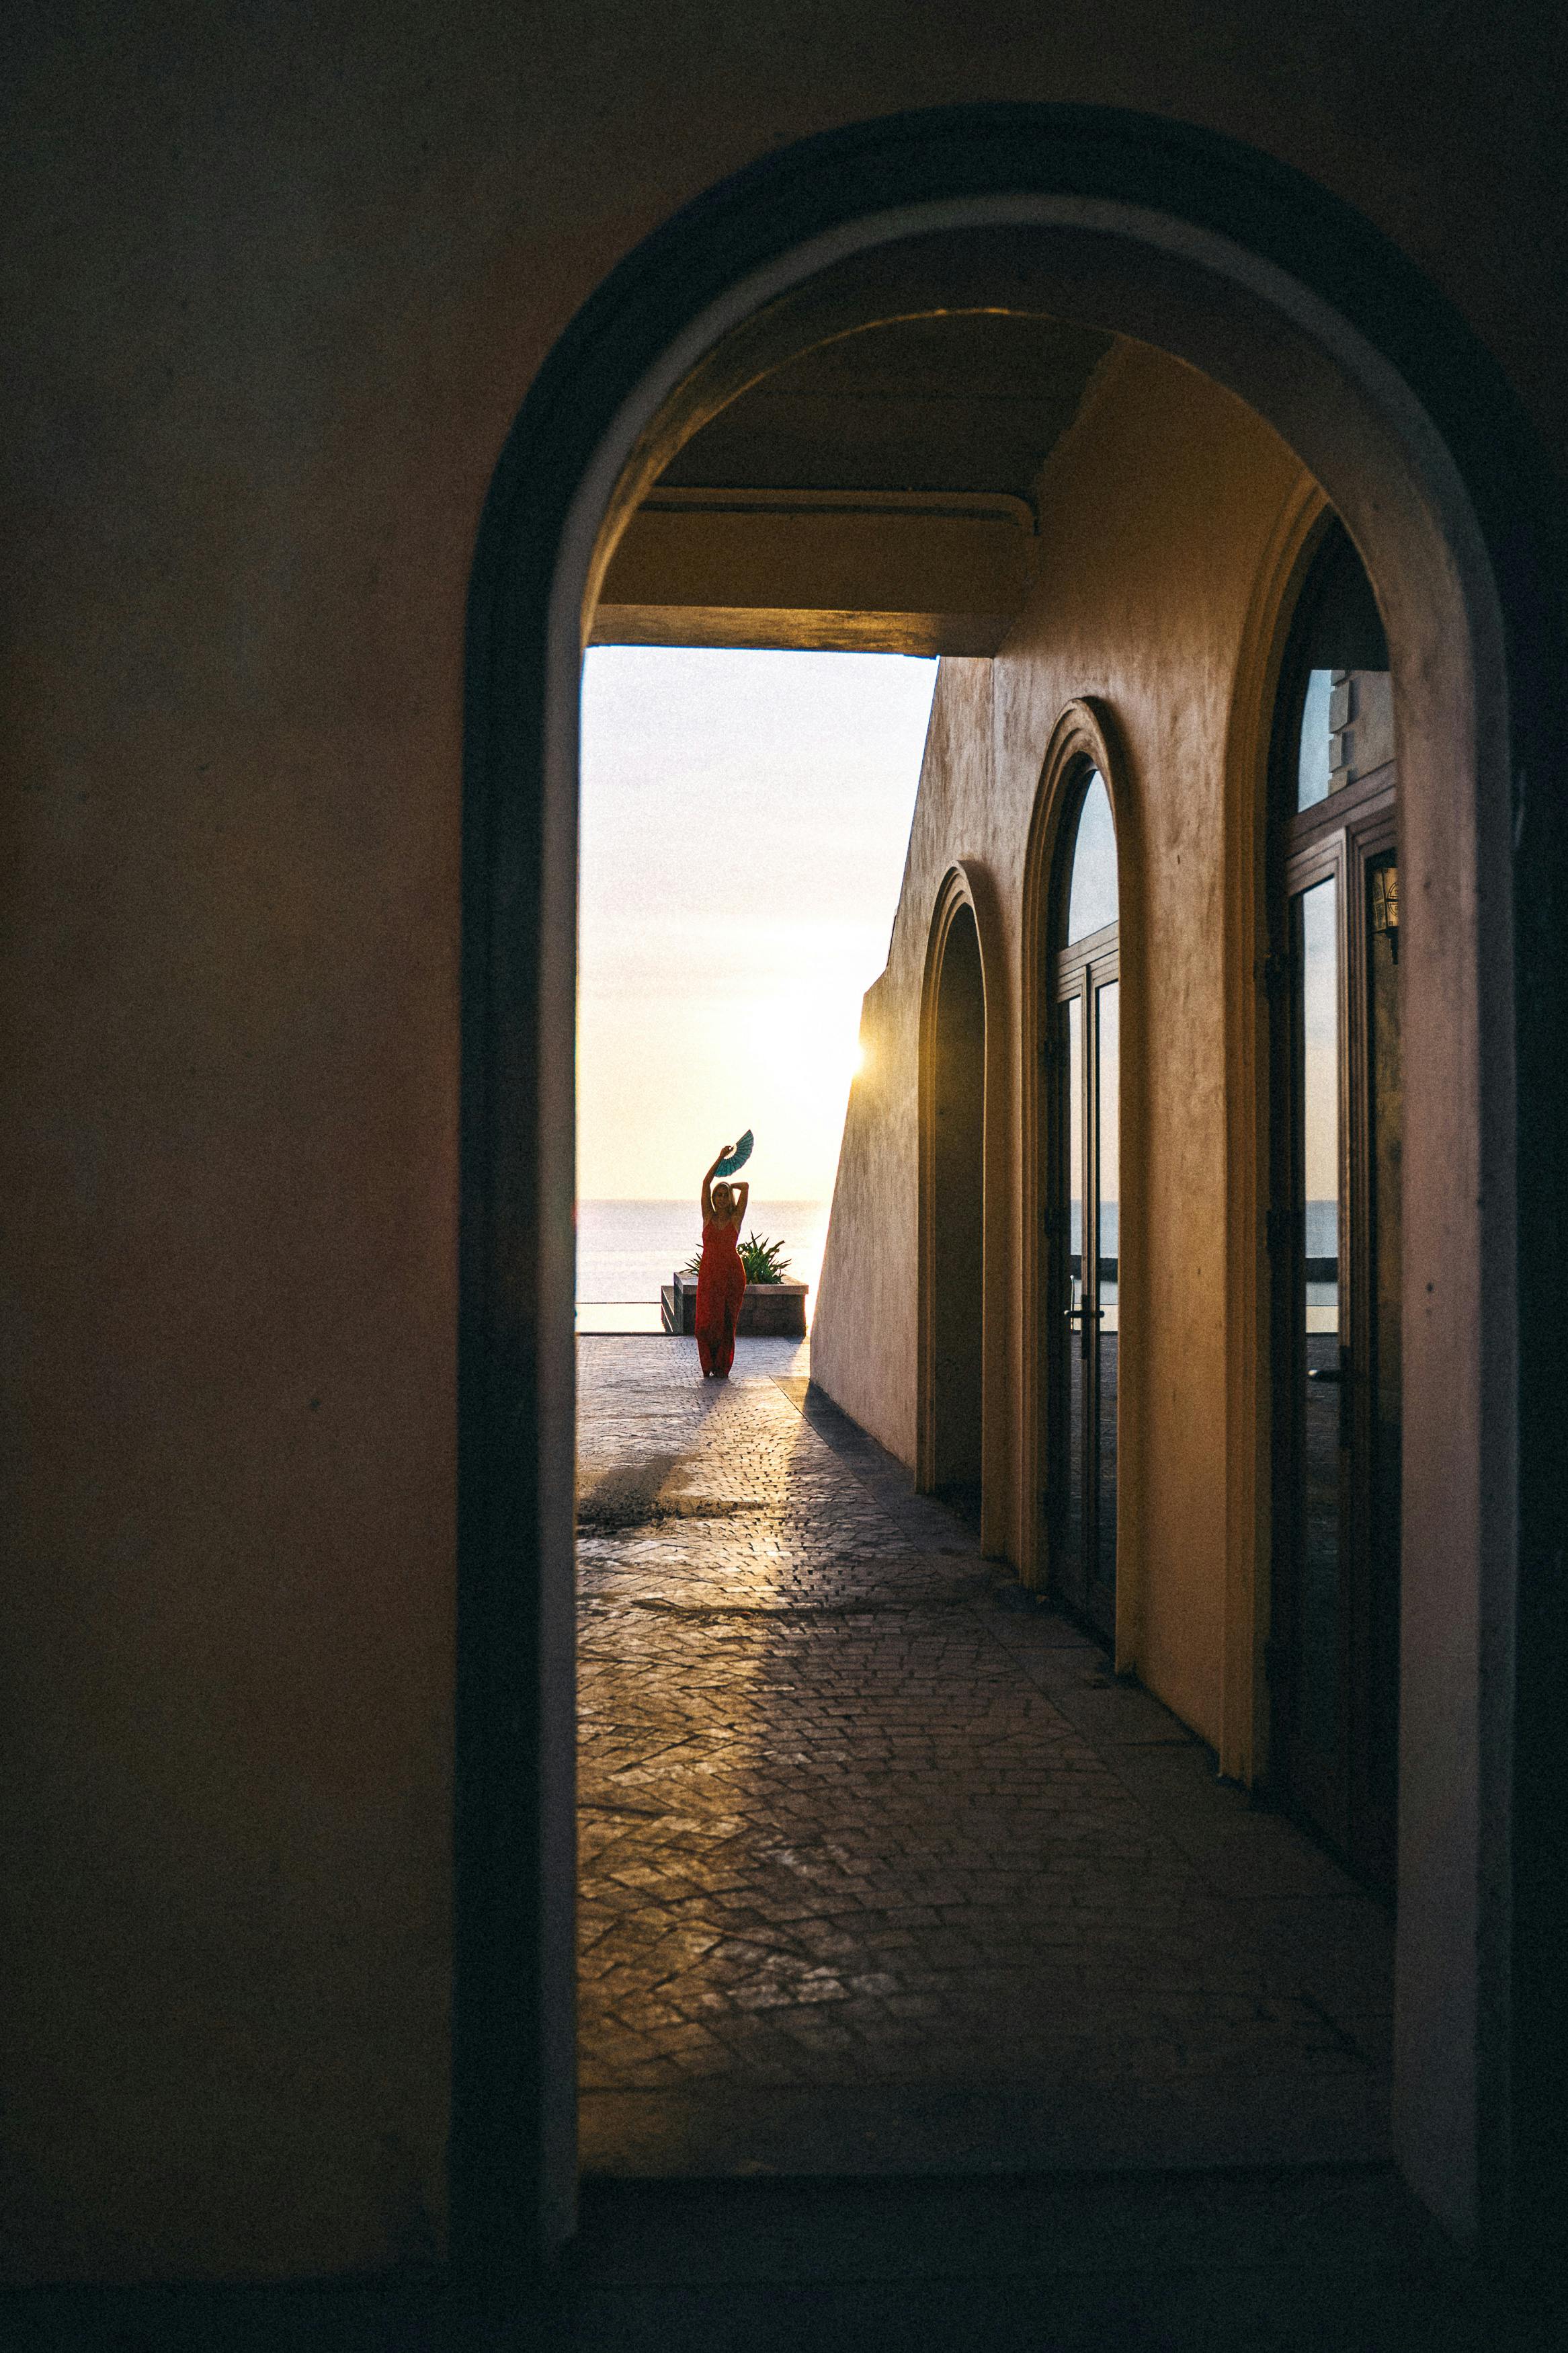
[577,1339,1393,2178]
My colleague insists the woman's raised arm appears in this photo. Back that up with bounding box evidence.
[731,1180,749,1224]
[700,1149,729,1220]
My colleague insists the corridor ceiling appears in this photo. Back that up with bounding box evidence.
[591,313,1114,655]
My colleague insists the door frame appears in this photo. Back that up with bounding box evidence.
[1022,702,1137,1662]
[457,104,1561,2288]
[1271,766,1401,1882]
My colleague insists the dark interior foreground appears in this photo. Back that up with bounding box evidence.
[1,2171,1528,2352]
[3,13,1565,2337]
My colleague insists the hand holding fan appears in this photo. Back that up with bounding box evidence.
[714,1131,753,1179]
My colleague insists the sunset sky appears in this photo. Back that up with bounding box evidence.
[577,647,939,1201]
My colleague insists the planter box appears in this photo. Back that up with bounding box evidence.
[661,1270,808,1339]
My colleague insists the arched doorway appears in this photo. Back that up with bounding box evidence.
[921,891,986,1520]
[1046,767,1121,1642]
[456,108,1555,2284]
[1267,517,1402,1893]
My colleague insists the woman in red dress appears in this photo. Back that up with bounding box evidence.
[696,1148,749,1378]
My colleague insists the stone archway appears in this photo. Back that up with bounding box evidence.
[457,105,1561,2288]
[919,882,988,1519]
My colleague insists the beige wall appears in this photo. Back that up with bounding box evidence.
[816,664,994,1467]
[1,0,1562,2286]
[815,346,1305,1752]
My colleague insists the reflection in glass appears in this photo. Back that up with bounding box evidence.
[1051,772,1120,1643]
[1065,994,1084,1585]
[1095,982,1120,1602]
[1297,877,1341,1760]
[1297,668,1395,813]
[1292,526,1394,815]
[1274,515,1402,1883]
[1067,994,1083,1310]
[1297,670,1333,809]
[1067,771,1118,942]
[1367,856,1403,1817]
[1096,983,1119,1328]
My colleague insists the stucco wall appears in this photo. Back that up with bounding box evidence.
[813,346,1305,1750]
[814,664,993,1464]
[1,0,1563,2287]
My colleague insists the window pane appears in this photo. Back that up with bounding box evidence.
[1297,668,1333,809]
[1067,995,1083,1311]
[1096,981,1119,1334]
[1366,856,1403,1816]
[1291,525,1393,815]
[1298,668,1394,813]
[1066,770,1118,942]
[1301,879,1339,1314]
[1297,876,1341,1760]
[1065,992,1084,1587]
[1094,980,1120,1605]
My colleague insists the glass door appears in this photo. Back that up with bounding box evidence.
[1356,845,1402,1883]
[1280,865,1348,1841]
[1048,771,1120,1644]
[1276,838,1401,1881]
[1270,516,1401,1890]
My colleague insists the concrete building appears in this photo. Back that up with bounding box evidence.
[1,4,1563,2333]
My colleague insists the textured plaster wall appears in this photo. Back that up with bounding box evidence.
[814,347,1304,1749]
[815,663,994,1466]
[1,0,1563,2288]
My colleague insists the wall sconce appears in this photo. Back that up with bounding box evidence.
[1370,864,1399,960]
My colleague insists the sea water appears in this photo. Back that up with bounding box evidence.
[578,1197,1336,1332]
[577,1199,829,1332]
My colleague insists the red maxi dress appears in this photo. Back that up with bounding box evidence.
[695,1213,746,1377]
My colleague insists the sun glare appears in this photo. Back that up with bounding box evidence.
[577,646,936,1199]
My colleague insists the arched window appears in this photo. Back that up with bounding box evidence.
[1269,517,1401,1890]
[1066,770,1118,942]
[1047,768,1120,1641]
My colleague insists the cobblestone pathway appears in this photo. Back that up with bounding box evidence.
[577,1339,1393,2177]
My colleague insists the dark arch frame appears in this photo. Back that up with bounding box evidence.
[1263,508,1403,1889]
[1020,703,1135,1630]
[457,104,1566,2296]
[916,869,996,1522]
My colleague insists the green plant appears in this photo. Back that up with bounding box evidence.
[739,1230,790,1284]
[682,1230,792,1283]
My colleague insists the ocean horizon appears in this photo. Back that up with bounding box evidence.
[575,1195,1333,1329]
[577,1197,829,1331]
